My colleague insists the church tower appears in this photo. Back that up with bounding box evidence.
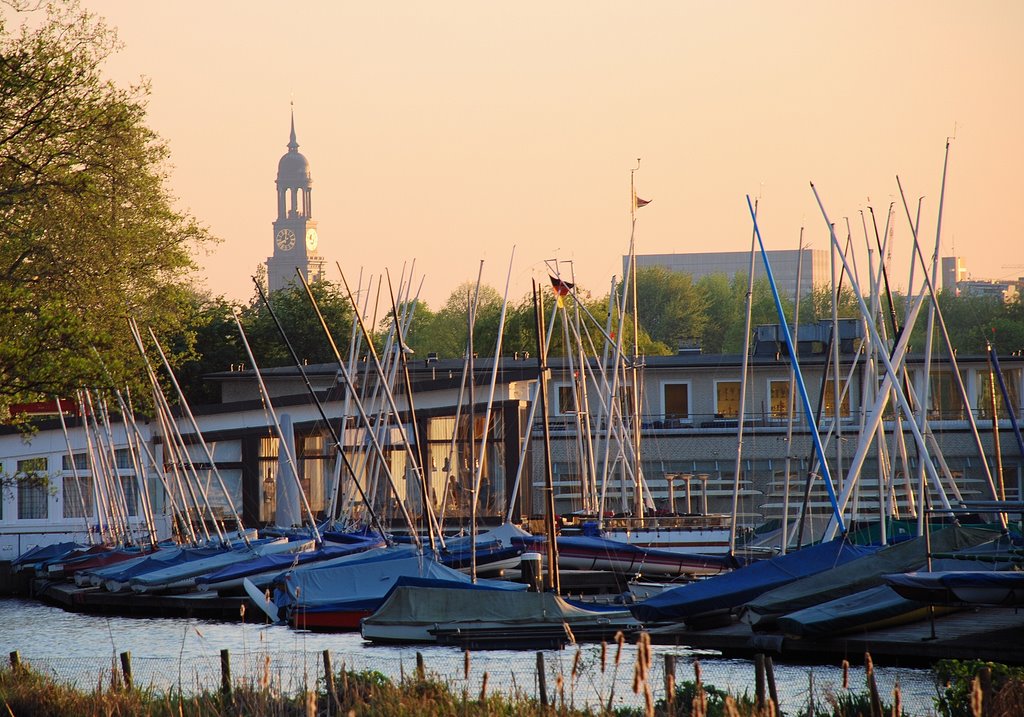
[267,107,326,293]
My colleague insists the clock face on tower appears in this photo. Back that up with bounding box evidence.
[275,228,296,251]
[306,228,318,251]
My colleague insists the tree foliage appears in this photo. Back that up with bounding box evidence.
[0,2,212,417]
[239,279,354,368]
[633,266,708,350]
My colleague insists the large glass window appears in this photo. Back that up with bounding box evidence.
[823,379,851,418]
[557,385,576,414]
[17,457,48,519]
[928,371,966,420]
[120,476,138,517]
[62,453,89,471]
[663,383,690,420]
[63,476,95,519]
[769,380,791,419]
[299,434,327,513]
[979,368,1022,420]
[715,381,741,418]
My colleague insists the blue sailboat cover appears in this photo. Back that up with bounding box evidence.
[195,538,382,589]
[630,538,876,623]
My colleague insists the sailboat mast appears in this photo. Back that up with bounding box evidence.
[629,160,645,523]
[253,277,391,545]
[748,195,847,536]
[780,229,804,554]
[729,201,758,554]
[533,280,560,594]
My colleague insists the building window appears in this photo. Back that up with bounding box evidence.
[928,371,965,420]
[62,453,89,471]
[299,434,327,513]
[63,476,95,519]
[823,379,851,418]
[978,368,1022,420]
[663,383,690,420]
[618,385,637,422]
[557,385,576,414]
[17,457,49,520]
[715,381,741,418]
[769,380,791,419]
[120,476,138,517]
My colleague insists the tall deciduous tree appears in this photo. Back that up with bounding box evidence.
[633,266,708,350]
[237,279,353,370]
[0,2,212,418]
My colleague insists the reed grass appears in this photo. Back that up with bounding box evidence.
[0,661,592,717]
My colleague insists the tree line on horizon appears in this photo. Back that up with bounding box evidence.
[170,266,1024,406]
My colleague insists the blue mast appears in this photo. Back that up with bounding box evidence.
[745,196,846,535]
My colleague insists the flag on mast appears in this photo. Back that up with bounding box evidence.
[632,189,651,218]
[549,275,573,308]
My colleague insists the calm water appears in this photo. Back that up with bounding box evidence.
[0,598,940,714]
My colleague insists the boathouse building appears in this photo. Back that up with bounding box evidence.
[1,343,1022,562]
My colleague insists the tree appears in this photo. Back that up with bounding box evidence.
[0,2,213,419]
[695,272,793,354]
[404,282,504,359]
[166,292,243,406]
[237,279,353,369]
[696,273,734,354]
[633,266,708,350]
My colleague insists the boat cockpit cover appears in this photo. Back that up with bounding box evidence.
[630,538,875,623]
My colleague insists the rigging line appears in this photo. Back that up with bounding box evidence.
[253,277,390,547]
[895,174,1002,525]
[86,346,158,544]
[56,397,96,545]
[146,327,249,547]
[384,269,442,554]
[126,317,218,545]
[230,309,322,544]
[96,394,146,549]
[810,186,955,535]
[730,199,759,555]
[339,264,439,553]
[119,387,160,546]
[503,295,559,524]
[296,269,421,549]
[114,387,189,544]
[748,194,846,536]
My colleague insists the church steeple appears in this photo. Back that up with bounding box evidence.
[288,103,299,152]
[267,106,324,294]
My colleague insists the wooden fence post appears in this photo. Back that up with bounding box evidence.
[220,648,232,699]
[416,651,425,681]
[9,651,21,671]
[664,654,677,711]
[536,651,548,708]
[766,655,781,716]
[754,653,766,711]
[120,651,133,691]
[323,649,340,716]
[807,670,815,717]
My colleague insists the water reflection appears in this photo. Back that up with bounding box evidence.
[0,598,939,714]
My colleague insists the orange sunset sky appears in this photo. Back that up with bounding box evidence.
[40,1,1024,308]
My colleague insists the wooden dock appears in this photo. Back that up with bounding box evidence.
[648,607,1024,666]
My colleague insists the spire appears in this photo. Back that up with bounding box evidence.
[288,101,299,152]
